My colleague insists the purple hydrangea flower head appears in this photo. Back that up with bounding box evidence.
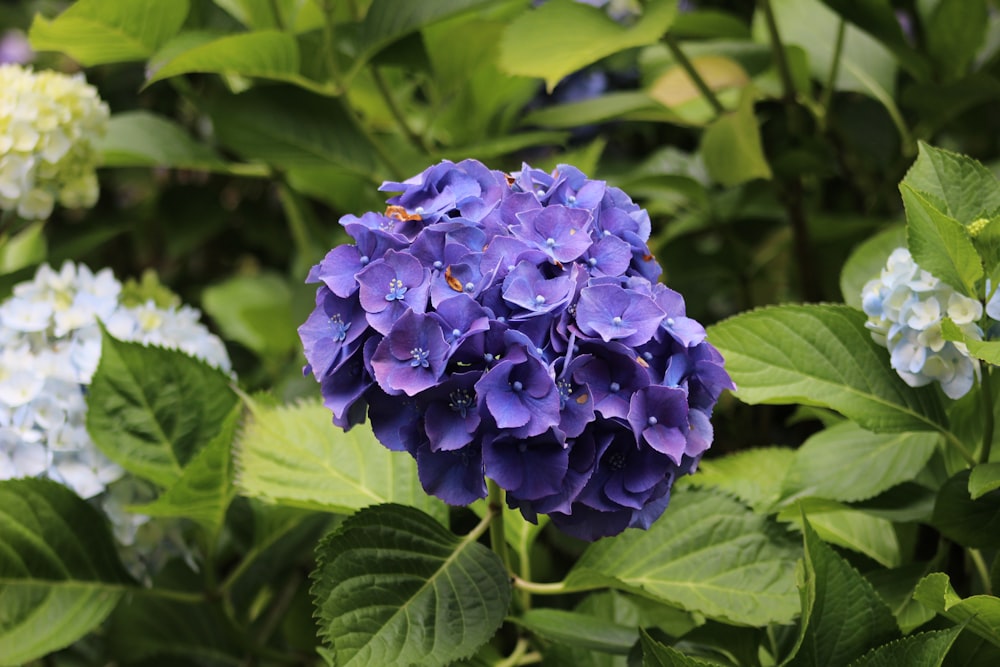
[300,159,733,539]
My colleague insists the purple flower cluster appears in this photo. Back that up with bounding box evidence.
[299,159,733,540]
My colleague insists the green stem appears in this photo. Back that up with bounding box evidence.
[495,638,531,667]
[487,480,513,575]
[140,586,208,604]
[277,181,317,263]
[982,366,995,464]
[663,33,724,119]
[971,548,993,595]
[319,0,345,92]
[511,575,603,596]
[370,66,433,154]
[759,0,797,105]
[819,18,846,120]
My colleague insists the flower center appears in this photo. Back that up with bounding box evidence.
[328,314,351,342]
[511,380,524,392]
[410,347,430,368]
[448,389,475,418]
[647,416,658,426]
[607,452,626,471]
[385,278,408,301]
[609,381,621,393]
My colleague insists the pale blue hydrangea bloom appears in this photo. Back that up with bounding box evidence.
[862,247,982,399]
[0,261,231,548]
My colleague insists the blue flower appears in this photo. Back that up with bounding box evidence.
[301,159,733,539]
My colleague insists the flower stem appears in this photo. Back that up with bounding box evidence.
[663,33,724,119]
[944,430,978,467]
[971,548,993,595]
[758,0,797,107]
[982,366,995,464]
[818,18,846,124]
[511,574,603,596]
[487,479,513,574]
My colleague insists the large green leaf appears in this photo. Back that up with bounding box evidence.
[815,0,930,80]
[640,629,717,667]
[0,479,133,666]
[932,470,1000,549]
[866,564,940,634]
[782,422,939,504]
[848,626,963,667]
[207,86,379,175]
[235,397,446,522]
[707,304,948,433]
[97,111,234,173]
[499,0,678,91]
[778,499,901,568]
[700,87,773,186]
[970,463,1000,501]
[343,0,498,80]
[922,0,988,82]
[213,0,324,32]
[914,573,1000,647]
[86,328,239,488]
[688,446,795,513]
[785,519,898,667]
[128,403,241,534]
[147,30,306,88]
[567,487,802,626]
[760,0,898,109]
[514,609,638,655]
[201,272,300,358]
[312,504,511,666]
[29,0,189,65]
[840,224,905,310]
[901,184,982,297]
[900,142,1000,225]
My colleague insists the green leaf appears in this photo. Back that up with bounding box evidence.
[514,609,638,655]
[914,572,1000,647]
[128,403,241,533]
[759,0,898,110]
[940,319,1000,366]
[778,499,901,567]
[932,470,1000,549]
[86,328,239,488]
[0,221,46,274]
[866,564,940,634]
[923,0,988,82]
[147,30,304,87]
[700,87,772,186]
[900,142,1000,224]
[901,184,982,297]
[0,479,133,666]
[785,518,898,667]
[499,0,678,91]
[567,487,802,626]
[815,0,930,80]
[207,86,379,174]
[235,397,446,521]
[848,626,964,667]
[29,0,189,65]
[707,304,949,433]
[344,0,498,79]
[970,463,1000,500]
[201,272,300,357]
[109,594,242,664]
[312,504,511,666]
[840,224,906,310]
[522,92,676,129]
[782,422,939,504]
[688,446,795,512]
[640,629,717,667]
[97,111,233,172]
[212,0,324,32]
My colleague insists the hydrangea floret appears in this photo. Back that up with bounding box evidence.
[862,247,983,399]
[299,159,734,540]
[0,64,109,220]
[0,261,231,545]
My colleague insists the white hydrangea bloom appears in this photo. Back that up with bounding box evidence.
[0,65,109,220]
[0,261,232,546]
[862,247,982,399]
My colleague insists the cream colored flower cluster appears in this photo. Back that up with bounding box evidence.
[0,64,109,220]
